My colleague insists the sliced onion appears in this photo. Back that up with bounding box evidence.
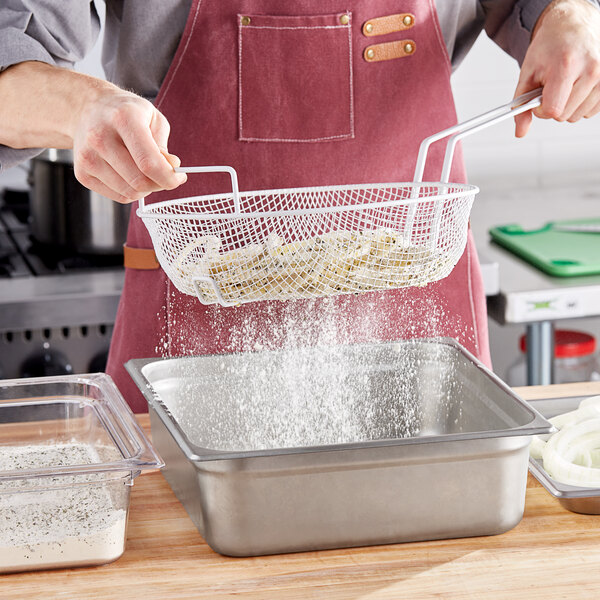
[577,395,600,409]
[549,403,600,429]
[529,435,547,460]
[529,397,600,487]
[542,418,600,486]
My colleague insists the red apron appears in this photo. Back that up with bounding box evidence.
[106,0,491,412]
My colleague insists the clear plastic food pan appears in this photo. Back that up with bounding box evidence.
[0,373,162,573]
[126,338,552,556]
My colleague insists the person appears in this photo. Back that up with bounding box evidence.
[1,0,599,412]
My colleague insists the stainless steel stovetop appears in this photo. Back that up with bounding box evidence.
[0,189,124,378]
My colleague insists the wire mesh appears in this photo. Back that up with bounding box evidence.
[137,182,477,305]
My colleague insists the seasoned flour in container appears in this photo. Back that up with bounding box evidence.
[0,442,127,572]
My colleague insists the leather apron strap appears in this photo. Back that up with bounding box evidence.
[123,244,160,270]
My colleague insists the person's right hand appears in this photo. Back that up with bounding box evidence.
[513,0,600,137]
[71,89,187,203]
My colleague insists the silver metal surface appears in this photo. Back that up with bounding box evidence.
[526,322,555,385]
[29,151,130,255]
[0,270,123,332]
[527,395,600,514]
[126,338,552,556]
[0,325,114,379]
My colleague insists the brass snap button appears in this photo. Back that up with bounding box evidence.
[340,14,350,25]
[240,16,251,26]
[364,22,373,33]
[403,15,414,27]
[404,42,415,54]
[365,48,375,60]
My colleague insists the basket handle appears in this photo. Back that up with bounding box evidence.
[439,91,542,183]
[413,88,543,183]
[138,165,241,213]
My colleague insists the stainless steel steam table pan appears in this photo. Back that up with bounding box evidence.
[126,338,552,556]
[528,395,600,514]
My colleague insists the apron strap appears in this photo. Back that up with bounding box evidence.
[123,244,160,270]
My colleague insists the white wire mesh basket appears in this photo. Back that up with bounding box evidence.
[138,90,541,307]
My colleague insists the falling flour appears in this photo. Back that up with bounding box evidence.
[0,443,127,572]
[152,279,475,451]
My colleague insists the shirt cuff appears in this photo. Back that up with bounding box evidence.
[519,0,552,34]
[492,0,554,65]
[0,146,43,172]
[0,28,56,71]
[521,0,600,35]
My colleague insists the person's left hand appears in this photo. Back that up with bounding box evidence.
[514,0,600,137]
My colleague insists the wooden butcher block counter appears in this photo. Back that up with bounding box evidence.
[3,382,600,600]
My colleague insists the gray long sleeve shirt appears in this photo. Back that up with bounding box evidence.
[0,0,570,169]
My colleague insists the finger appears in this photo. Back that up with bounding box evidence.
[150,112,186,176]
[536,72,576,120]
[151,112,186,177]
[150,110,171,151]
[515,110,533,137]
[79,173,138,204]
[161,150,182,170]
[83,156,145,201]
[513,75,536,137]
[100,133,165,194]
[75,148,137,201]
[584,96,600,119]
[119,117,186,190]
[566,81,600,121]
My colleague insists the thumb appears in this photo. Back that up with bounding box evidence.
[149,110,177,166]
[149,109,170,148]
[150,110,184,172]
[160,150,181,170]
[513,74,536,138]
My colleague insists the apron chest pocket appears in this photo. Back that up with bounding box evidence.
[238,12,355,143]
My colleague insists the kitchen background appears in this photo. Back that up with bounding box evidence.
[1,6,599,382]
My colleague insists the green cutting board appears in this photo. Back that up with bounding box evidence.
[489,217,600,277]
